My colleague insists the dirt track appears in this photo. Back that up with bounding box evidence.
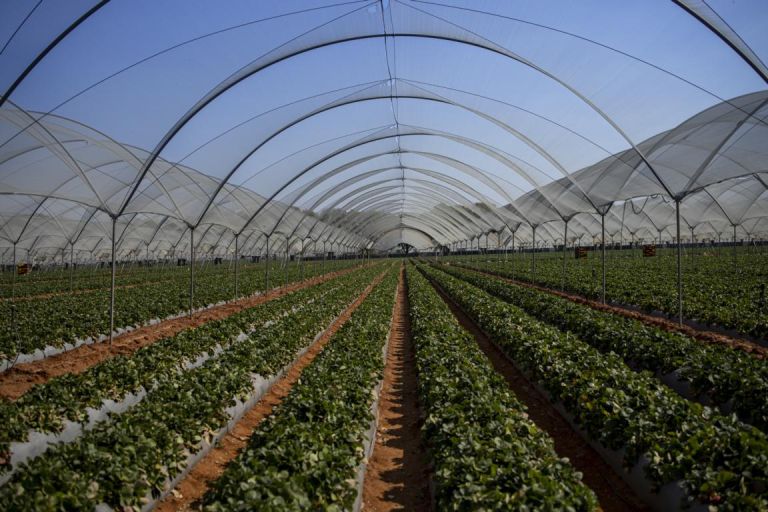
[362,268,432,511]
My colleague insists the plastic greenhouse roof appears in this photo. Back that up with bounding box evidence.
[0,0,767,258]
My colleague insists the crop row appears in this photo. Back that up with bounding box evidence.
[0,266,383,510]
[452,248,768,340]
[422,264,768,511]
[0,259,357,361]
[204,267,398,510]
[438,263,768,432]
[1,259,336,298]
[0,268,364,471]
[406,265,598,510]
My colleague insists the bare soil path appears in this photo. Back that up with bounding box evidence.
[362,267,432,512]
[156,270,387,511]
[425,271,649,512]
[0,265,364,400]
[453,263,767,358]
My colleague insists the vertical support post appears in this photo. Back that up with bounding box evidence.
[265,235,270,291]
[234,233,239,299]
[562,219,568,291]
[189,227,195,318]
[11,243,17,354]
[109,216,117,349]
[601,213,606,304]
[300,240,305,281]
[676,199,683,325]
[531,226,537,283]
[69,242,74,293]
[284,235,289,288]
[322,241,327,274]
[733,224,738,270]
[511,231,515,280]
[11,243,16,302]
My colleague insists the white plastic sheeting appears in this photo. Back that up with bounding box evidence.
[0,1,767,253]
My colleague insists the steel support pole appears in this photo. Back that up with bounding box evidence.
[322,241,327,274]
[562,220,568,291]
[300,241,305,281]
[265,235,270,290]
[11,243,17,354]
[234,234,239,299]
[109,217,117,348]
[11,243,16,301]
[189,228,195,318]
[284,235,288,288]
[733,224,738,269]
[69,242,74,293]
[601,213,606,304]
[676,200,683,325]
[511,232,515,280]
[532,226,537,282]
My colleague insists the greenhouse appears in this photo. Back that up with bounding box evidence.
[1,1,768,510]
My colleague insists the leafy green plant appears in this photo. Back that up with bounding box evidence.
[437,263,768,432]
[0,266,384,510]
[423,264,768,510]
[407,266,598,511]
[204,268,398,511]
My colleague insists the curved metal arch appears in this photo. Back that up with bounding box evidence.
[369,225,438,246]
[2,102,110,211]
[0,107,202,221]
[347,196,474,241]
[435,202,495,234]
[190,91,597,226]
[341,193,475,241]
[307,172,498,233]
[0,1,111,108]
[296,164,500,218]
[359,213,450,245]
[671,0,768,84]
[333,195,464,241]
[263,141,528,221]
[235,132,512,237]
[330,195,462,241]
[315,180,488,238]
[249,131,541,239]
[118,32,674,219]
[336,178,486,222]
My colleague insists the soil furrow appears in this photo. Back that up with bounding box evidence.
[0,266,362,400]
[362,267,432,512]
[156,270,387,511]
[425,271,649,512]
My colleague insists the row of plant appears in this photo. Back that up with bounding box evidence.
[0,268,366,469]
[1,259,337,298]
[0,266,384,510]
[449,245,768,340]
[203,267,398,510]
[0,259,358,361]
[437,263,768,432]
[406,266,598,510]
[422,264,768,510]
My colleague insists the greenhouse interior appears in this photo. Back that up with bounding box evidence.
[1,1,768,510]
